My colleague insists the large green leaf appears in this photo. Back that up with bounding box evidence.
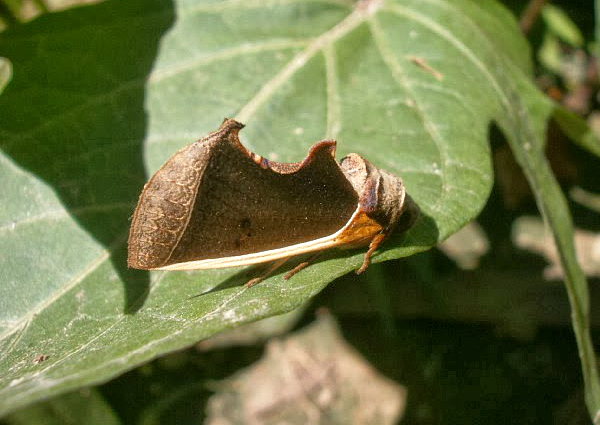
[0,0,589,416]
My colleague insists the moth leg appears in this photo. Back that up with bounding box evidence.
[245,257,291,288]
[284,252,323,280]
[356,233,387,274]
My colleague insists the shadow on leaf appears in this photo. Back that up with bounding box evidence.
[0,0,175,313]
[199,205,438,295]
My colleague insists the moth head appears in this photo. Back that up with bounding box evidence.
[340,153,415,234]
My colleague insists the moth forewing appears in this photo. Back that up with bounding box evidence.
[153,205,368,270]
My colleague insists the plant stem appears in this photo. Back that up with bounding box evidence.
[520,0,548,34]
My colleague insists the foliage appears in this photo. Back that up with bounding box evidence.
[0,0,598,421]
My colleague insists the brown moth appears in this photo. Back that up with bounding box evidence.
[128,119,418,286]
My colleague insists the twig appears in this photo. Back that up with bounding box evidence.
[520,0,549,34]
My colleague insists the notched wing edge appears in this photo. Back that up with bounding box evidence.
[151,204,363,271]
[247,140,338,174]
[221,118,338,174]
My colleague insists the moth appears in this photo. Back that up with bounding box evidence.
[128,119,418,286]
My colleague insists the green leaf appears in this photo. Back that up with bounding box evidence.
[3,388,120,425]
[490,40,600,421]
[0,57,11,94]
[541,4,584,47]
[1,0,597,417]
[553,105,600,158]
[538,32,562,73]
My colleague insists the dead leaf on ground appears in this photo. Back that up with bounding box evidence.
[438,221,489,269]
[512,216,600,279]
[205,311,406,425]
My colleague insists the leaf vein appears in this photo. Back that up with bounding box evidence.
[368,17,448,214]
[323,45,342,139]
[235,4,371,123]
[148,39,309,84]
[0,233,128,342]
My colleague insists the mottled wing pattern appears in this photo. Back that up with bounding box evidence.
[169,136,358,264]
[128,120,359,269]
